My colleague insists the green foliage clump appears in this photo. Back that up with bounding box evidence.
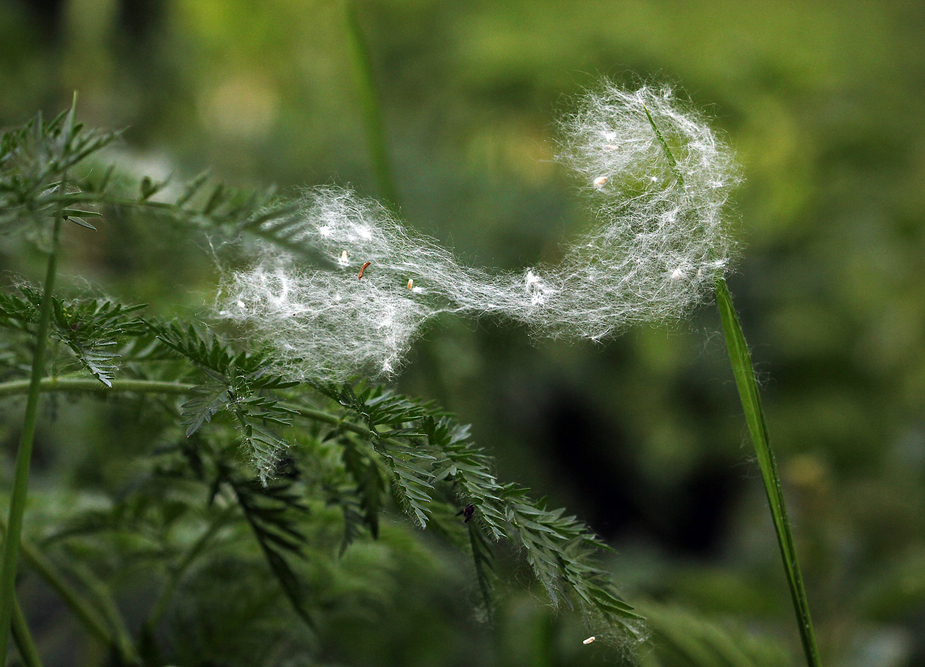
[0,100,646,666]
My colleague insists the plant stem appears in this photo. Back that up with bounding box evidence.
[11,596,42,667]
[643,104,684,186]
[63,563,139,665]
[714,277,821,667]
[341,0,400,209]
[0,520,113,650]
[145,505,237,632]
[0,376,396,451]
[0,377,194,399]
[0,204,65,661]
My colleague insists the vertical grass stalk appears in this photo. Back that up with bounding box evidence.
[145,505,238,633]
[65,563,139,664]
[11,597,42,667]
[0,517,114,651]
[0,189,66,662]
[715,277,821,667]
[341,0,401,209]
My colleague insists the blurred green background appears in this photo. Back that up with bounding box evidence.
[2,0,925,664]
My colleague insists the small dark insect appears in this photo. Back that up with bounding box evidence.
[358,261,371,280]
[462,503,475,523]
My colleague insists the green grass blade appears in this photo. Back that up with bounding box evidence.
[341,0,400,209]
[714,277,821,667]
[1,518,113,652]
[0,202,66,660]
[64,563,139,664]
[643,104,684,186]
[11,596,43,667]
[145,505,238,632]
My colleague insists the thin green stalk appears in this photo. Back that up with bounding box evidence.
[11,596,42,667]
[64,563,139,665]
[0,376,404,457]
[0,196,66,662]
[0,378,373,442]
[715,277,821,667]
[145,505,237,632]
[0,518,113,649]
[341,0,400,209]
[643,104,684,186]
[0,377,194,399]
[99,197,335,268]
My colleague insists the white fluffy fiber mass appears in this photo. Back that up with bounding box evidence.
[218,85,740,382]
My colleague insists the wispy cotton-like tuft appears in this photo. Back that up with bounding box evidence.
[218,84,740,381]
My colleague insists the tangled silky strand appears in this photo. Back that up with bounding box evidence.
[219,84,740,381]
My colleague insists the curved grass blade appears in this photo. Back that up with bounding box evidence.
[715,277,821,667]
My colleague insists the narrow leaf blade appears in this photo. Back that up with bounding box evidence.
[715,277,821,667]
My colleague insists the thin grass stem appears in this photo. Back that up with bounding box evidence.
[0,377,195,398]
[643,104,684,186]
[0,187,66,661]
[0,518,113,651]
[341,0,400,209]
[11,596,42,667]
[715,277,821,667]
[145,505,238,632]
[64,563,139,665]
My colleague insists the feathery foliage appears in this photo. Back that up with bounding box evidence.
[0,102,648,660]
[0,100,117,238]
[0,78,807,665]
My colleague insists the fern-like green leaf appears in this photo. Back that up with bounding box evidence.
[376,439,435,529]
[0,287,148,386]
[340,438,386,546]
[305,381,641,634]
[69,340,118,387]
[181,384,230,437]
[0,102,119,234]
[467,517,496,620]
[239,420,289,484]
[503,485,639,624]
[229,476,314,630]
[0,291,38,333]
[48,298,146,386]
[149,321,298,478]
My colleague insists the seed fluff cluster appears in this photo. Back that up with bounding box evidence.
[218,84,740,381]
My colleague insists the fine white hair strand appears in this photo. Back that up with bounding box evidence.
[218,84,740,382]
